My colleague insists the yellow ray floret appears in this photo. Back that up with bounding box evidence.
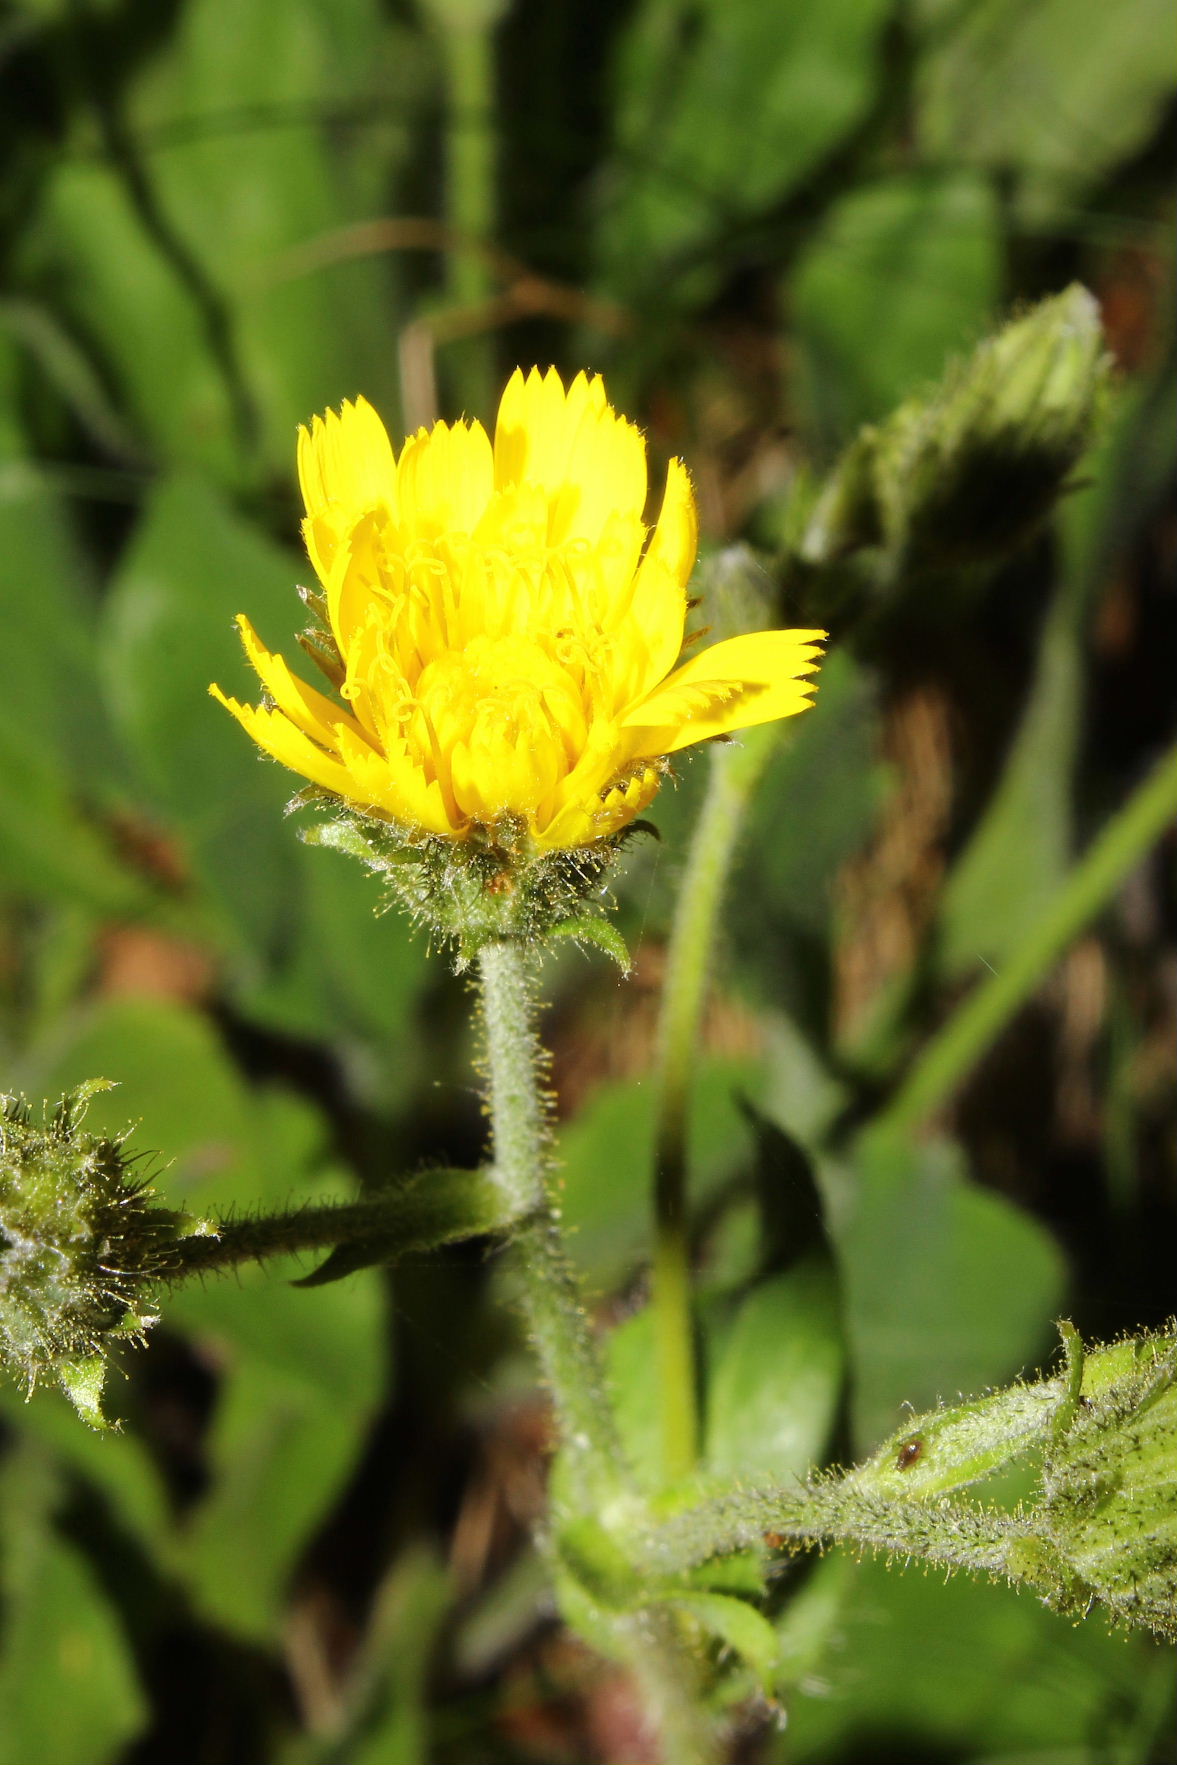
[211,368,826,850]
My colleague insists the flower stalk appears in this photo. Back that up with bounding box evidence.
[477,936,630,1512]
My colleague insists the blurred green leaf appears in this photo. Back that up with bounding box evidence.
[0,1382,169,1555]
[0,471,142,913]
[34,996,389,1642]
[558,1058,762,1293]
[345,1548,453,1765]
[606,1303,662,1496]
[727,650,884,1039]
[21,159,244,480]
[102,472,303,956]
[915,0,1177,226]
[0,1447,147,1765]
[21,0,410,479]
[664,1589,779,1690]
[775,1554,1176,1763]
[0,723,146,915]
[177,1307,384,1640]
[126,0,407,470]
[247,842,431,1101]
[790,171,1002,448]
[34,994,258,1202]
[937,572,1083,977]
[834,1136,1066,1452]
[599,0,891,304]
[705,1256,843,1483]
[939,368,1177,978]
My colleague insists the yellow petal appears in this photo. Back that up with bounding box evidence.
[298,397,398,581]
[234,615,372,750]
[622,629,825,755]
[493,368,646,545]
[335,724,456,836]
[397,419,494,538]
[209,688,358,798]
[619,457,697,697]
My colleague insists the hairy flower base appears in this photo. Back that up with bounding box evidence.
[304,808,635,965]
[212,369,823,852]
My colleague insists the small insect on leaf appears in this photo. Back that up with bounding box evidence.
[896,1436,924,1470]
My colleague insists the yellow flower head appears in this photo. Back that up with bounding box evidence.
[212,368,823,851]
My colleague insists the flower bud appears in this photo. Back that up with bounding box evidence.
[877,283,1109,569]
[0,1084,204,1427]
[800,285,1110,578]
[1037,1329,1177,1639]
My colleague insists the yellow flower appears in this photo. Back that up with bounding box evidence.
[211,368,823,850]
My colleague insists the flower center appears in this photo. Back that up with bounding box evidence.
[410,636,590,824]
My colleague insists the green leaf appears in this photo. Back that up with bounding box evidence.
[0,1448,147,1765]
[662,1590,779,1690]
[557,1058,762,1292]
[937,373,1171,979]
[34,998,390,1642]
[21,0,409,480]
[125,0,407,472]
[705,1256,844,1483]
[790,171,1002,449]
[599,0,891,305]
[728,650,885,1036]
[937,575,1082,977]
[347,1549,454,1765]
[605,1304,663,1497]
[779,1554,1175,1763]
[834,1135,1066,1452]
[101,472,304,955]
[915,0,1177,227]
[0,473,143,912]
[35,995,260,1204]
[177,1322,383,1640]
[0,1382,169,1554]
[0,722,146,915]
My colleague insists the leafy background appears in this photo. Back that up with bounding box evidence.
[0,0,1174,1759]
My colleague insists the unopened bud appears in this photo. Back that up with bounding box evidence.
[1036,1328,1177,1639]
[801,285,1110,578]
[0,1084,209,1427]
[879,284,1109,569]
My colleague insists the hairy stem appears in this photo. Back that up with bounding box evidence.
[653,729,780,1482]
[645,1481,1020,1581]
[477,938,629,1510]
[169,1170,511,1277]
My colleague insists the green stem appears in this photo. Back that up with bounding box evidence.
[477,938,629,1510]
[646,1482,1020,1582]
[653,729,779,1483]
[877,740,1177,1136]
[169,1170,512,1277]
[435,3,501,419]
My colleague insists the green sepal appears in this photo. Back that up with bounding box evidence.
[851,1375,1058,1500]
[56,1354,114,1431]
[299,809,629,968]
[549,915,632,974]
